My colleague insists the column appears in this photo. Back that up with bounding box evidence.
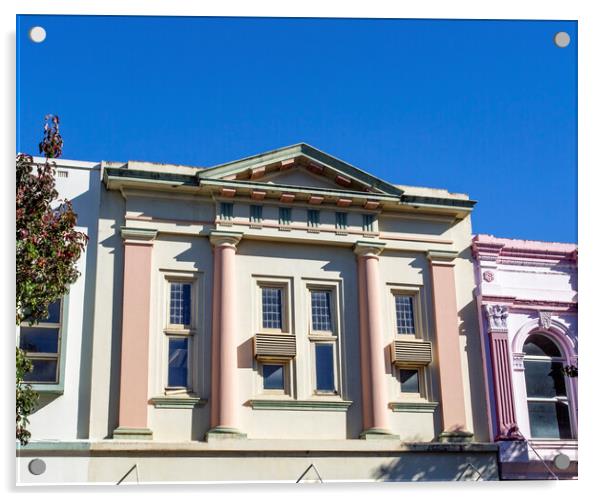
[427,250,473,442]
[206,230,246,440]
[113,227,157,440]
[354,241,398,439]
[485,304,520,440]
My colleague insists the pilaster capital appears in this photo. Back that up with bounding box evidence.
[210,230,243,248]
[353,240,386,258]
[427,249,458,266]
[485,304,509,332]
[120,226,158,244]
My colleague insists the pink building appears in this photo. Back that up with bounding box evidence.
[472,234,578,480]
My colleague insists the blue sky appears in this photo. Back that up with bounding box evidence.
[17,16,577,242]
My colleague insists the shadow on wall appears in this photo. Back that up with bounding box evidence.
[99,218,126,438]
[372,449,499,481]
[457,241,489,443]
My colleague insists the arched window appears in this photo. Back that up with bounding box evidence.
[523,333,572,439]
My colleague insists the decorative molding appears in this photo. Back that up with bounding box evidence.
[485,304,509,331]
[389,401,439,413]
[512,353,525,371]
[483,270,495,282]
[149,396,207,409]
[481,295,577,313]
[248,399,353,411]
[220,187,236,197]
[353,240,386,257]
[539,311,553,330]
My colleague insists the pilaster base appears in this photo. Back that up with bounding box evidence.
[438,430,474,443]
[360,428,400,440]
[113,427,153,440]
[205,426,247,441]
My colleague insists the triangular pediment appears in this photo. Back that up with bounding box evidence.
[199,143,403,197]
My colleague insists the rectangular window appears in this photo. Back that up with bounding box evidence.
[263,364,285,391]
[167,337,189,388]
[400,369,420,394]
[315,344,335,392]
[19,300,62,384]
[307,209,320,228]
[219,202,233,220]
[362,214,375,232]
[395,295,416,335]
[335,212,348,230]
[528,401,572,439]
[262,287,283,330]
[311,290,333,332]
[169,282,191,326]
[279,207,292,226]
[250,205,263,224]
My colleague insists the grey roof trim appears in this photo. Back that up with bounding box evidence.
[199,143,403,196]
[199,178,400,200]
[401,194,477,209]
[104,167,197,187]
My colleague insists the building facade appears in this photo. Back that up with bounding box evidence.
[19,145,503,483]
[472,234,578,480]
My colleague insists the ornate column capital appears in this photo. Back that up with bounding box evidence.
[120,226,158,244]
[427,250,458,266]
[353,240,386,258]
[485,304,509,332]
[209,230,243,248]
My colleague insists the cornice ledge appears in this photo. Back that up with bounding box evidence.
[389,401,439,413]
[149,396,207,409]
[248,398,353,411]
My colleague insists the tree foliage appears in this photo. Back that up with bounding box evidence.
[16,115,88,445]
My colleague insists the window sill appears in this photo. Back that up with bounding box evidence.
[30,383,64,395]
[249,398,352,411]
[389,401,439,413]
[149,395,207,409]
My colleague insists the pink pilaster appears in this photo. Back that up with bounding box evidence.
[427,250,473,442]
[207,230,246,440]
[354,241,398,439]
[484,304,520,440]
[113,227,157,440]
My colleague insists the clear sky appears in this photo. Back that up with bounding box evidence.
[17,15,577,243]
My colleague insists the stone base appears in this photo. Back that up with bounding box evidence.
[360,428,400,440]
[438,430,474,443]
[112,427,153,440]
[205,426,247,441]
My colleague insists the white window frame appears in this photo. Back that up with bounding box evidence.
[18,299,65,388]
[256,278,292,334]
[397,365,427,400]
[388,285,425,340]
[523,334,574,439]
[305,280,342,396]
[162,271,200,395]
[260,361,292,396]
